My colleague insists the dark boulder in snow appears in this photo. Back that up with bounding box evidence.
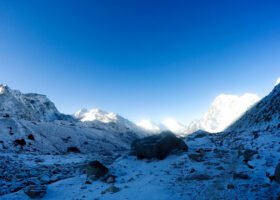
[85,161,109,179]
[27,134,35,141]
[243,149,258,162]
[66,146,81,153]
[14,139,26,147]
[101,185,120,194]
[188,151,204,162]
[24,185,47,199]
[130,131,188,160]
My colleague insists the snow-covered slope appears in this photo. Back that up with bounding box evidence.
[186,93,260,133]
[226,83,280,132]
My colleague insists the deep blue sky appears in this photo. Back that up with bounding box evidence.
[0,0,279,123]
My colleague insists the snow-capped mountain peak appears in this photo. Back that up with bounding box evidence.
[275,77,280,86]
[0,84,9,94]
[186,93,260,133]
[74,108,145,135]
[75,108,119,123]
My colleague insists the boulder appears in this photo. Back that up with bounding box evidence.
[14,139,26,147]
[85,161,109,179]
[130,131,188,160]
[188,153,204,162]
[24,185,47,199]
[243,149,258,162]
[233,172,250,180]
[101,185,120,194]
[66,146,81,153]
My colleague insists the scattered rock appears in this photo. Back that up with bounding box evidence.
[233,172,250,180]
[27,134,35,141]
[24,185,47,199]
[227,184,235,189]
[243,149,258,162]
[185,173,212,181]
[101,185,120,194]
[105,175,117,184]
[67,146,81,153]
[85,180,92,184]
[85,161,109,179]
[130,131,188,160]
[14,139,26,147]
[188,152,204,162]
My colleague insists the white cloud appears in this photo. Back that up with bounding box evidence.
[137,119,160,133]
[161,118,187,135]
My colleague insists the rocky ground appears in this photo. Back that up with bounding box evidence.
[2,129,280,200]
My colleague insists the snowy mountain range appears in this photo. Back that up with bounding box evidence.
[137,93,260,135]
[0,81,273,155]
[2,81,280,199]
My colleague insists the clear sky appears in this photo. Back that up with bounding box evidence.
[0,0,279,123]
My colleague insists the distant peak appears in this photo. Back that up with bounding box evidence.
[0,84,10,94]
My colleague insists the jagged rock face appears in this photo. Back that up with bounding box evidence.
[226,84,280,132]
[0,84,71,122]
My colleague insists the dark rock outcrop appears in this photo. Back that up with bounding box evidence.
[130,131,188,160]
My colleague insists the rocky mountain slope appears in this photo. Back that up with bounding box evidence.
[0,84,71,122]
[0,85,143,155]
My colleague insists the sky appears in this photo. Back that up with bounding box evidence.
[0,0,279,123]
